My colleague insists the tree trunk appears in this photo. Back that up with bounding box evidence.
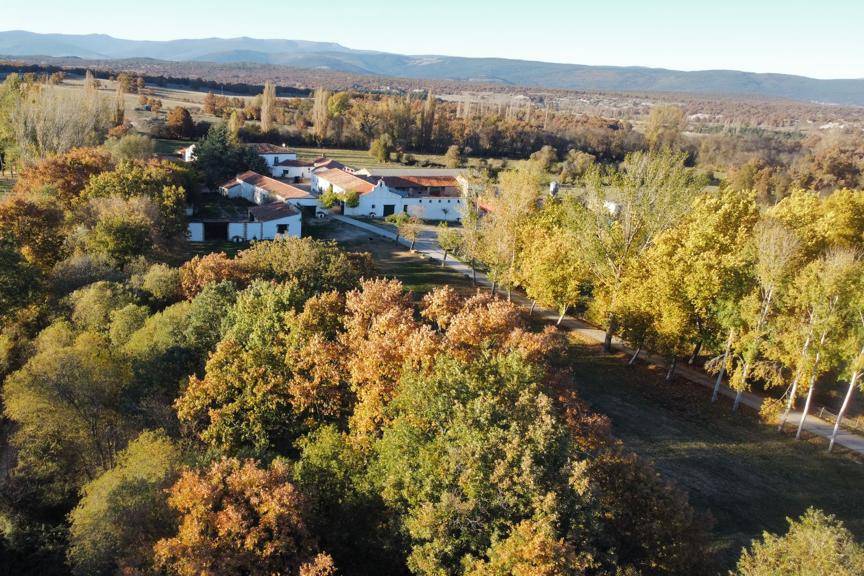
[688,341,702,365]
[795,382,816,440]
[410,238,416,251]
[665,357,678,383]
[441,250,448,267]
[394,233,400,245]
[732,390,744,412]
[556,306,568,326]
[712,329,734,402]
[472,263,477,285]
[506,285,512,302]
[778,373,801,431]
[830,370,860,452]
[603,316,617,353]
[490,280,497,296]
[628,346,641,366]
[529,300,537,316]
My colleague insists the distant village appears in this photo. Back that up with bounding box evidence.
[179,143,469,242]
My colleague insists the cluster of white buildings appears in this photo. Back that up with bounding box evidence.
[184,143,469,242]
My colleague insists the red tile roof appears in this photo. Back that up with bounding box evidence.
[313,158,348,171]
[382,175,460,190]
[315,168,376,194]
[249,202,300,221]
[224,171,315,200]
[276,158,313,167]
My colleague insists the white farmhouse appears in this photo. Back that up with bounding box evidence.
[220,170,321,217]
[246,143,301,176]
[312,168,465,221]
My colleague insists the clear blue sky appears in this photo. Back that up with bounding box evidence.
[4,0,862,79]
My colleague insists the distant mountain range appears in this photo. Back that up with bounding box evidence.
[3,30,863,105]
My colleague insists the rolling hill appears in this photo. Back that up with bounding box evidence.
[2,30,863,105]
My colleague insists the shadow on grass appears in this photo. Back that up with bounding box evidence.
[567,338,864,569]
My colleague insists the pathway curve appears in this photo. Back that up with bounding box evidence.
[332,215,864,455]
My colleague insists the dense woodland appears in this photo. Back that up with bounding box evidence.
[1,70,864,575]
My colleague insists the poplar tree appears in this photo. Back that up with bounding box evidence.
[260,81,276,133]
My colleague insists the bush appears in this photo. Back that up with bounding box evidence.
[141,264,182,305]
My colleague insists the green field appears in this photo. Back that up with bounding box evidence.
[568,339,864,569]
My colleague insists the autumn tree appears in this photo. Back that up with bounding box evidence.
[573,149,703,351]
[260,81,276,133]
[735,508,864,576]
[166,107,194,139]
[645,104,686,150]
[312,87,331,145]
[154,458,331,576]
[12,146,113,209]
[444,144,465,168]
[728,220,800,411]
[517,204,589,323]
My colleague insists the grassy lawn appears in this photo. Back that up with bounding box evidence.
[154,138,194,156]
[308,219,476,296]
[567,336,864,570]
[292,146,506,171]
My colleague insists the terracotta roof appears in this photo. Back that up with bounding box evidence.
[246,143,294,154]
[315,168,376,194]
[276,158,313,167]
[225,171,315,200]
[313,158,348,171]
[382,175,460,188]
[249,202,299,221]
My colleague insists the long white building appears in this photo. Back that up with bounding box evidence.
[312,168,466,221]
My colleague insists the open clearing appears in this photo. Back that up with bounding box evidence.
[567,337,864,568]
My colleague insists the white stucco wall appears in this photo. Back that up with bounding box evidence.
[259,152,297,168]
[343,185,462,221]
[187,222,204,241]
[226,215,301,241]
[272,165,312,180]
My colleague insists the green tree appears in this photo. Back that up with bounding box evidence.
[386,213,421,250]
[572,149,703,351]
[735,508,864,576]
[436,222,461,266]
[319,185,339,209]
[0,242,40,321]
[444,144,465,168]
[193,123,267,187]
[370,133,395,163]
[104,133,154,161]
[141,263,182,306]
[3,332,135,503]
[67,430,182,576]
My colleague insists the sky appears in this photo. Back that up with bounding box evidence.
[3,0,863,79]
